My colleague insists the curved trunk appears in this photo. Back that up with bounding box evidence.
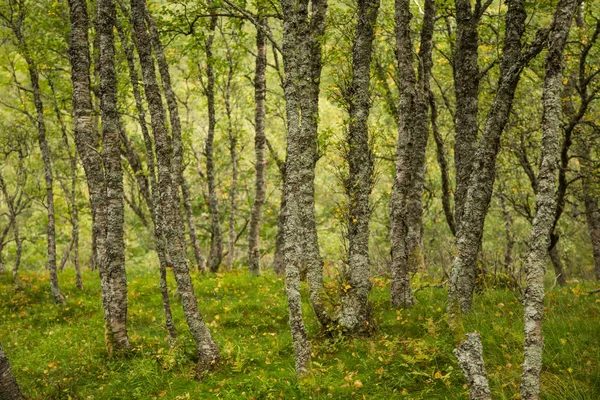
[130,0,219,375]
[114,8,177,342]
[520,2,578,398]
[448,0,547,315]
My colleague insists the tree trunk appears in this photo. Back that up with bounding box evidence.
[0,173,21,283]
[49,79,83,289]
[145,8,207,274]
[520,2,578,398]
[130,0,219,376]
[448,0,547,315]
[389,0,434,308]
[248,16,268,276]
[499,193,514,271]
[97,0,130,353]
[0,343,23,400]
[114,7,178,342]
[223,58,238,271]
[430,91,456,236]
[280,0,329,375]
[548,241,567,286]
[181,178,207,271]
[338,0,379,334]
[68,0,109,326]
[10,19,65,303]
[453,0,485,228]
[273,188,287,276]
[580,143,600,281]
[266,138,286,276]
[204,13,224,273]
[454,333,492,400]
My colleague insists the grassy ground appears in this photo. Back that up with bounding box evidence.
[0,267,598,399]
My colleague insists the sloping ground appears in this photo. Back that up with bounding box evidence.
[0,268,598,399]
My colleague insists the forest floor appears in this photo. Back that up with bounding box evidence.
[0,267,598,399]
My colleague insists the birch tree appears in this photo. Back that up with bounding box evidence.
[521,1,579,398]
[389,0,435,307]
[337,0,380,333]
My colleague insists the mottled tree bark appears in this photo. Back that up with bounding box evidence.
[68,0,110,324]
[448,0,548,315]
[452,0,487,227]
[516,142,568,286]
[280,0,329,375]
[0,343,23,400]
[338,0,380,333]
[248,16,268,276]
[389,0,434,308]
[454,333,492,400]
[130,0,219,375]
[520,2,578,398]
[114,8,178,342]
[97,0,130,353]
[145,9,207,273]
[204,13,224,273]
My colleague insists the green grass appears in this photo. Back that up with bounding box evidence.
[0,268,598,399]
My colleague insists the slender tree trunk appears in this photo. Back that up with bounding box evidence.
[520,2,578,398]
[0,343,23,400]
[248,16,268,276]
[273,188,287,275]
[499,193,514,271]
[130,0,219,375]
[453,0,484,228]
[430,92,456,236]
[181,178,207,271]
[338,0,380,334]
[145,8,207,274]
[224,69,238,271]
[10,20,65,303]
[548,243,567,285]
[280,0,329,375]
[448,0,548,315]
[0,174,20,283]
[389,0,434,308]
[97,0,130,353]
[12,220,21,283]
[204,13,223,273]
[580,142,600,281]
[114,8,178,342]
[49,79,83,289]
[266,138,286,276]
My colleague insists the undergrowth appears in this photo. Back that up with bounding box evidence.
[0,267,598,399]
